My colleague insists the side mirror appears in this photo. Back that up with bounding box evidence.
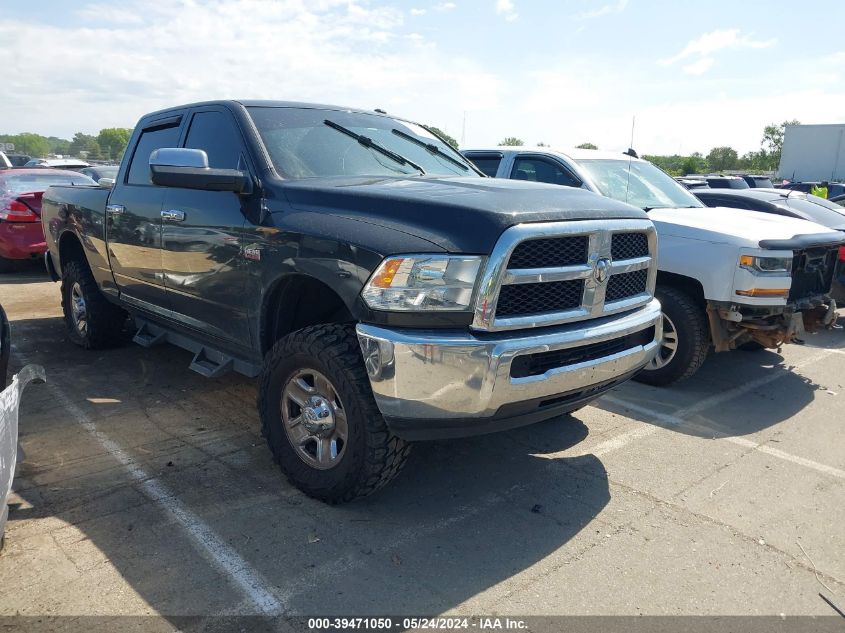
[149,148,252,194]
[98,178,115,188]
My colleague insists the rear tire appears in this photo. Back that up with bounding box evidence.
[258,324,411,503]
[635,286,709,386]
[61,259,127,349]
[0,257,16,274]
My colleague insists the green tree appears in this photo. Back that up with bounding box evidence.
[0,133,50,157]
[425,126,458,149]
[681,152,706,175]
[576,142,598,150]
[46,136,71,156]
[498,137,523,146]
[97,127,133,161]
[762,120,799,170]
[69,132,102,159]
[643,154,685,176]
[706,146,739,171]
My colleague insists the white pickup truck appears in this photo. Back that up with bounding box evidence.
[463,147,843,385]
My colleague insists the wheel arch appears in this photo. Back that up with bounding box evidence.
[261,274,356,355]
[57,230,86,274]
[655,271,706,307]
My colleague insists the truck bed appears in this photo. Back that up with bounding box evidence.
[41,184,112,278]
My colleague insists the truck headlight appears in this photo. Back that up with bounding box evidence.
[739,255,792,274]
[361,255,482,311]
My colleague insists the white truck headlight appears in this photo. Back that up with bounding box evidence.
[361,255,482,311]
[739,255,792,274]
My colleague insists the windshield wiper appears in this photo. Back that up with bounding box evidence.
[390,128,468,171]
[323,119,425,175]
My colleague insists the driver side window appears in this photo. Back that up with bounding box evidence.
[183,110,245,170]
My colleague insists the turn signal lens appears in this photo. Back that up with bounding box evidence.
[839,246,845,261]
[372,258,405,288]
[735,288,790,298]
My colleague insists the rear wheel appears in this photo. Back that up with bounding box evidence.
[258,324,411,503]
[61,260,127,349]
[635,286,709,386]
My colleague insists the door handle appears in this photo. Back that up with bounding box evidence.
[161,209,186,222]
[106,204,125,216]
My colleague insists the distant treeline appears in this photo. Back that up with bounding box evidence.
[0,128,133,162]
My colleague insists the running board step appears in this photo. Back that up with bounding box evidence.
[133,322,166,348]
[189,348,234,378]
[129,316,261,378]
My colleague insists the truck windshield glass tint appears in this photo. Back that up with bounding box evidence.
[247,107,478,179]
[578,159,703,210]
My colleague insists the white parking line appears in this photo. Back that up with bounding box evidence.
[571,351,831,459]
[593,350,845,480]
[603,396,845,480]
[13,352,286,616]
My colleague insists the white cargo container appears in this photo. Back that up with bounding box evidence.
[778,123,845,181]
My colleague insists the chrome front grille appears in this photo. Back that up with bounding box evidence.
[472,219,657,332]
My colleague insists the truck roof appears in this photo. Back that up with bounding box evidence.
[141,99,392,120]
[464,146,640,162]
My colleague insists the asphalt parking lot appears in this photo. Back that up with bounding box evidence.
[1,266,844,622]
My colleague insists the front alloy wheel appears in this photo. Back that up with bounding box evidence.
[282,369,348,470]
[633,286,709,386]
[258,324,411,503]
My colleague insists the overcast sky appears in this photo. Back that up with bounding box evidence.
[2,0,844,155]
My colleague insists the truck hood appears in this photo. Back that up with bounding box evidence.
[278,176,646,253]
[648,206,835,248]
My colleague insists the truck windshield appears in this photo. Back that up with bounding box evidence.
[578,159,703,210]
[248,107,477,179]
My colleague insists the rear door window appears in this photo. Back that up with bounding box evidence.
[126,124,182,185]
[511,157,581,188]
[464,153,502,177]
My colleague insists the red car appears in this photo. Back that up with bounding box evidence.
[0,169,96,272]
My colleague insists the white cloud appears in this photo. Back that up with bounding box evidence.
[0,0,501,138]
[76,4,144,24]
[682,57,714,76]
[410,8,427,15]
[3,0,843,160]
[660,29,776,66]
[576,0,628,20]
[434,2,457,11]
[495,0,518,21]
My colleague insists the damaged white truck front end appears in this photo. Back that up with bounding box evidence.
[650,206,841,356]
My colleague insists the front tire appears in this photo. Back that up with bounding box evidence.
[61,259,127,349]
[635,286,709,386]
[258,324,411,503]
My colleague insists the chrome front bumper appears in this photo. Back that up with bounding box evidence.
[356,299,661,438]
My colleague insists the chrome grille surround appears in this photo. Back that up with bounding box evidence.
[472,219,657,332]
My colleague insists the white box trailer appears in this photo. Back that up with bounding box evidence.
[778,123,845,181]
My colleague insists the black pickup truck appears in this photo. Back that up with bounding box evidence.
[41,100,662,502]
